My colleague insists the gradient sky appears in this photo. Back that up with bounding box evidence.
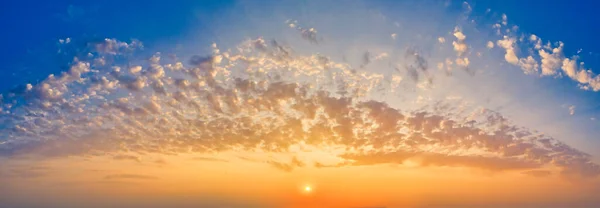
[1,1,600,208]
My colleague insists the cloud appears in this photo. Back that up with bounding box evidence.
[497,36,519,65]
[287,20,321,44]
[518,56,539,74]
[522,170,552,177]
[569,105,576,115]
[192,157,229,162]
[488,15,600,91]
[0,11,598,180]
[341,151,541,171]
[154,158,167,164]
[0,37,597,178]
[104,174,159,180]
[266,157,305,172]
[113,154,141,162]
[1,166,52,178]
[539,42,563,76]
[452,28,468,56]
[438,37,445,43]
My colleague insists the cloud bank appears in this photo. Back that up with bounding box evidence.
[0,1,598,182]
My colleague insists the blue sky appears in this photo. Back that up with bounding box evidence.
[2,0,599,90]
[0,0,232,91]
[3,0,600,147]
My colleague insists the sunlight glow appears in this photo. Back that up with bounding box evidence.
[304,186,312,192]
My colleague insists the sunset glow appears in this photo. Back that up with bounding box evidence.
[1,1,600,208]
[305,186,312,192]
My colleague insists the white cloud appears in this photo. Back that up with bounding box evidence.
[129,66,142,74]
[453,29,466,41]
[539,42,564,76]
[496,36,519,65]
[486,41,494,49]
[456,57,469,67]
[452,28,468,56]
[518,56,539,74]
[452,41,467,55]
[562,58,578,78]
[438,37,446,43]
[568,105,576,115]
[529,34,542,50]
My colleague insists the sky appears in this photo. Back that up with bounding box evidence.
[1,0,600,208]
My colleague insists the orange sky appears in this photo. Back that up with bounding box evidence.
[2,151,599,208]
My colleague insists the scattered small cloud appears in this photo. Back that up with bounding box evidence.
[569,105,576,115]
[438,37,446,43]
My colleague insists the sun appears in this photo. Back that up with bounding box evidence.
[304,186,312,192]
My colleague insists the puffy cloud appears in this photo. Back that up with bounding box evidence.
[452,28,468,56]
[539,42,564,76]
[448,28,470,69]
[438,37,446,43]
[93,38,143,55]
[455,57,469,67]
[530,34,542,49]
[518,56,539,74]
[453,29,466,41]
[497,36,519,65]
[129,66,142,74]
[0,32,598,179]
[488,31,600,91]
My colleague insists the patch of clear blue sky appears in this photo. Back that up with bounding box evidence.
[0,0,598,94]
[0,0,233,91]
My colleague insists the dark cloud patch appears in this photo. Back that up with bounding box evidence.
[266,157,305,172]
[113,154,141,162]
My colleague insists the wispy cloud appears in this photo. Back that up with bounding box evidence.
[266,156,305,172]
[104,174,158,180]
[191,157,228,162]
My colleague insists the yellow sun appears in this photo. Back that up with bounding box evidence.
[304,186,312,192]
